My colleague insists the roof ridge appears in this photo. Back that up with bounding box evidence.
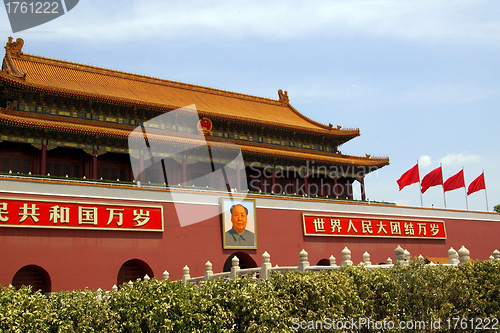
[1,38,362,138]
[285,102,359,134]
[276,89,352,133]
[16,52,284,107]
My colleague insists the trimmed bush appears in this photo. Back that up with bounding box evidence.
[0,285,51,333]
[1,261,500,332]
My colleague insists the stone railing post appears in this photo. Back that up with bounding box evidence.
[96,288,102,301]
[329,255,337,267]
[111,285,118,292]
[362,251,371,265]
[493,249,500,262]
[128,280,133,287]
[341,247,353,266]
[448,247,459,265]
[298,249,309,271]
[163,270,169,280]
[144,274,150,282]
[404,249,410,261]
[182,265,190,285]
[204,261,213,281]
[395,245,405,264]
[261,251,272,279]
[458,245,470,264]
[386,257,393,265]
[230,256,240,279]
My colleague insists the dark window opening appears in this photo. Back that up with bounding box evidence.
[22,160,30,174]
[12,159,20,173]
[117,259,154,288]
[63,164,71,177]
[12,265,51,294]
[2,158,10,173]
[223,252,258,272]
[54,163,62,177]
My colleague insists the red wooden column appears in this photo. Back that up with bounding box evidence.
[182,157,187,185]
[360,178,366,201]
[139,154,145,183]
[260,170,266,192]
[333,176,338,198]
[92,150,98,179]
[236,162,241,191]
[320,177,325,197]
[271,167,276,193]
[32,154,39,175]
[83,156,90,178]
[219,170,225,190]
[40,144,47,175]
[303,171,309,196]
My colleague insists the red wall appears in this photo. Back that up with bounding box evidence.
[1,191,499,291]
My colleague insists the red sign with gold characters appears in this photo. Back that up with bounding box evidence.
[0,197,164,232]
[303,214,446,239]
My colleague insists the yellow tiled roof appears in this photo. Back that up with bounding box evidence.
[1,38,359,138]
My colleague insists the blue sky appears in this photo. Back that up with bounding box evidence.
[1,0,498,211]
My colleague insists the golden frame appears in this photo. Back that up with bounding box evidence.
[221,197,257,249]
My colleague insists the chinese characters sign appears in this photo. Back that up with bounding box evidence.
[0,197,163,232]
[303,214,446,239]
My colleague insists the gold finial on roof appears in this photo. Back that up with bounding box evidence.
[5,37,24,58]
[278,89,289,105]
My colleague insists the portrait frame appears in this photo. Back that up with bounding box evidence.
[221,197,257,249]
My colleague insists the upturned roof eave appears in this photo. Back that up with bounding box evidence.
[0,109,387,168]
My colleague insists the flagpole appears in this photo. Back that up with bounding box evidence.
[483,169,489,211]
[417,160,423,207]
[441,163,446,209]
[463,166,468,210]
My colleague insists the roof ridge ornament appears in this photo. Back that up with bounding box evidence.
[5,37,24,58]
[3,37,26,79]
[278,89,289,105]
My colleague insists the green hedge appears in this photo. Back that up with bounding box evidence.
[1,260,500,332]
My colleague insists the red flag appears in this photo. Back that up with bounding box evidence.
[467,173,485,196]
[443,170,465,192]
[421,167,443,193]
[397,164,420,191]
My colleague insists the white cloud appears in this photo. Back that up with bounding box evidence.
[419,155,432,167]
[440,152,481,166]
[418,153,481,169]
[4,0,500,45]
